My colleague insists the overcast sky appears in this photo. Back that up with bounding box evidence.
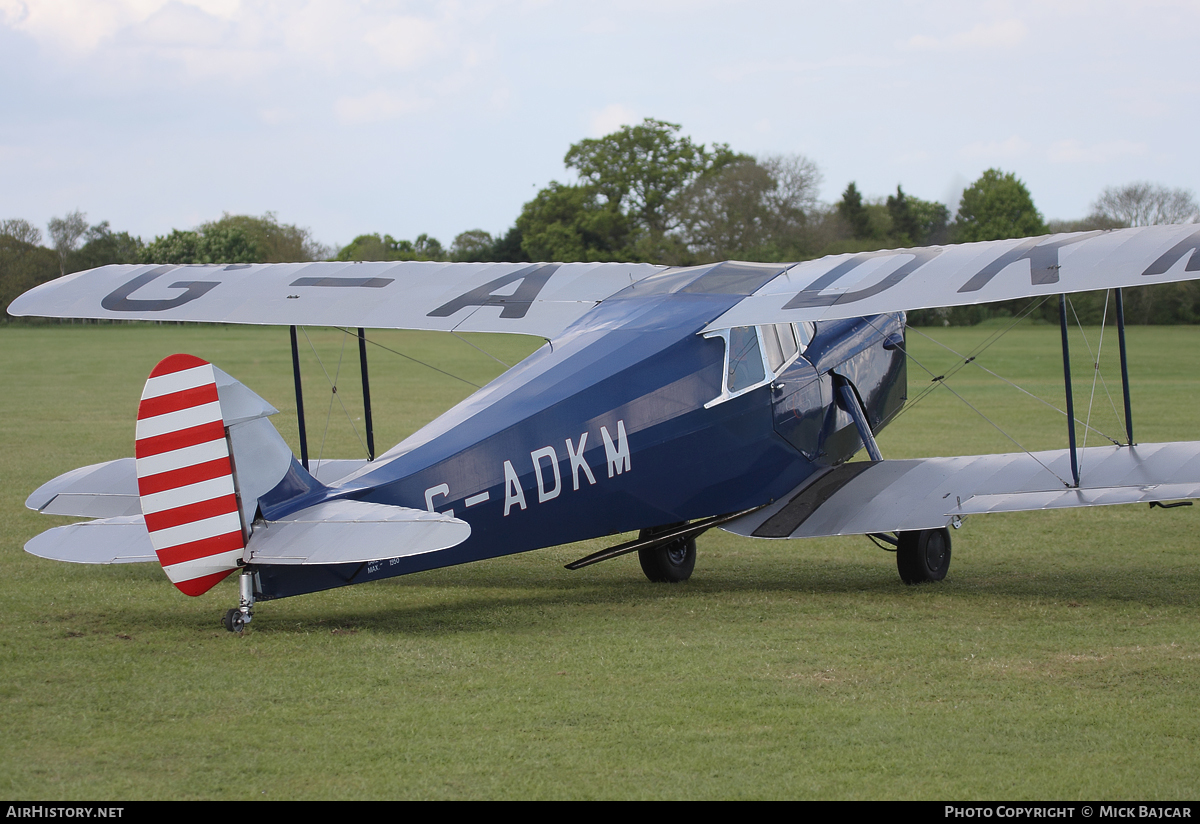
[2,0,1197,252]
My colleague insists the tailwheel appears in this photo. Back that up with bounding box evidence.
[637,524,696,583]
[222,569,256,633]
[896,527,951,584]
[222,608,246,633]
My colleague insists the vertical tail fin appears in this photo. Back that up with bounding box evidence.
[135,354,246,595]
[135,353,321,595]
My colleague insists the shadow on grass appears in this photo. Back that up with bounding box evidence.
[224,556,1200,637]
[21,532,1199,638]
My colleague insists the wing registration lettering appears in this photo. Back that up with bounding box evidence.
[290,277,394,288]
[956,232,1099,293]
[1142,226,1200,276]
[427,264,560,320]
[782,247,942,310]
[101,268,220,312]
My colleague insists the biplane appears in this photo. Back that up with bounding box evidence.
[10,224,1200,631]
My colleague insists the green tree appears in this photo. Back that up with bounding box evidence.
[200,213,329,261]
[837,182,872,240]
[0,232,59,319]
[907,195,951,245]
[67,222,143,273]
[140,213,328,264]
[337,233,395,261]
[1,218,42,247]
[516,182,631,262]
[954,169,1047,242]
[450,229,495,262]
[143,229,202,263]
[886,186,919,245]
[886,186,951,246]
[557,118,743,258]
[411,233,445,261]
[335,232,446,262]
[142,226,262,264]
[672,154,823,262]
[200,224,263,263]
[672,159,775,262]
[490,226,530,263]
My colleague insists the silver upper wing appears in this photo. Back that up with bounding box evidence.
[704,224,1200,330]
[11,225,1198,336]
[7,260,665,340]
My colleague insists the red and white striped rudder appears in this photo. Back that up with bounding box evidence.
[135,354,245,596]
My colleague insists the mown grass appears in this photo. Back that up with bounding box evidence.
[1,321,1198,799]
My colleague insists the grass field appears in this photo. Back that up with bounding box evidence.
[2,320,1198,800]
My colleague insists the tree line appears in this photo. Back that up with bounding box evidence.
[3,118,1198,324]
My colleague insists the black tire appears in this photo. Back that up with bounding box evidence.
[896,528,951,585]
[637,524,696,583]
[222,608,245,633]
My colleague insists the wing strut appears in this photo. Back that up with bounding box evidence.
[1115,289,1135,446]
[1058,295,1080,488]
[357,328,375,461]
[835,376,883,462]
[289,325,310,471]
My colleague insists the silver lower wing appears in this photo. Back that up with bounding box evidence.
[726,442,1200,539]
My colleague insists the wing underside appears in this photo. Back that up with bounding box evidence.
[725,441,1200,540]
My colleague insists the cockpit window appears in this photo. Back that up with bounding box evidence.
[763,323,795,372]
[704,322,815,408]
[727,326,766,392]
[796,321,815,350]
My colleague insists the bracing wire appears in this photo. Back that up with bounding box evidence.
[902,314,1123,447]
[336,328,482,389]
[1066,293,1126,471]
[859,311,1070,486]
[452,331,512,369]
[895,296,1052,416]
[300,327,369,467]
[295,326,518,465]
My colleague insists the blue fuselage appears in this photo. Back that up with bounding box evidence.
[255,263,906,600]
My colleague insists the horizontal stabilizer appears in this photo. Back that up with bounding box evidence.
[25,500,470,568]
[25,516,157,564]
[726,441,1200,539]
[246,499,471,565]
[27,459,141,518]
[27,457,370,519]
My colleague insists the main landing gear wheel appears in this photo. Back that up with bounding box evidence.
[896,527,951,584]
[637,524,696,583]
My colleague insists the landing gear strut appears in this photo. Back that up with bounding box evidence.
[222,570,256,632]
[896,528,951,584]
